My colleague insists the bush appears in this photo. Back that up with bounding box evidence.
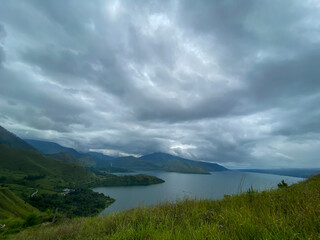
[278,180,288,189]
[23,213,39,227]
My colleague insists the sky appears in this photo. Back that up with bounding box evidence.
[1,0,320,168]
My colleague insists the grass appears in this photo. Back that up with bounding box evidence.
[7,174,320,239]
[0,188,38,219]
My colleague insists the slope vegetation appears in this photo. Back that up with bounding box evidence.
[10,174,320,239]
[0,127,37,152]
[0,144,96,191]
[0,188,38,219]
[25,139,114,167]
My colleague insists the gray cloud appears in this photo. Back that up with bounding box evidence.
[1,0,320,167]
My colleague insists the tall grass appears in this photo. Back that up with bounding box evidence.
[8,174,320,240]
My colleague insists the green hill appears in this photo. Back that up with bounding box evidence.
[0,144,164,193]
[9,174,320,239]
[46,152,88,167]
[25,139,113,168]
[0,127,37,152]
[0,188,38,219]
[0,144,96,191]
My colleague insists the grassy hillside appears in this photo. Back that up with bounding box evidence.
[0,144,163,198]
[46,152,88,167]
[24,139,80,156]
[8,175,320,239]
[0,188,38,219]
[0,127,37,152]
[0,144,96,192]
[25,139,114,168]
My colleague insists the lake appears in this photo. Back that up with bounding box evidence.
[93,171,303,215]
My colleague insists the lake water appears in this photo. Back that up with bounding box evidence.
[93,171,303,215]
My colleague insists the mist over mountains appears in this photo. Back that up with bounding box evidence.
[25,138,227,174]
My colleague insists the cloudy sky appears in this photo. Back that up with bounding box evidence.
[1,0,320,167]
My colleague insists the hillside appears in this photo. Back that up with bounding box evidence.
[0,127,165,222]
[0,127,37,152]
[24,139,80,156]
[46,152,88,167]
[0,188,38,219]
[0,144,96,192]
[8,174,320,239]
[0,127,164,192]
[25,139,114,168]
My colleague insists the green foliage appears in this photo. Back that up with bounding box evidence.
[278,179,288,189]
[23,213,39,227]
[47,152,89,167]
[27,189,114,218]
[89,174,165,187]
[98,166,133,173]
[10,174,320,240]
[246,185,256,194]
[0,144,97,192]
[23,175,46,181]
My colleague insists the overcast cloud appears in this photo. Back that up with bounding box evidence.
[1,0,320,167]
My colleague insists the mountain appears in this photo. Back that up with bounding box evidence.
[24,139,227,174]
[0,144,96,190]
[0,128,164,192]
[0,126,37,152]
[0,128,98,190]
[25,139,114,168]
[107,152,228,174]
[24,139,81,156]
[140,152,227,172]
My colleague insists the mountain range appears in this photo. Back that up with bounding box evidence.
[25,139,228,174]
[0,126,164,192]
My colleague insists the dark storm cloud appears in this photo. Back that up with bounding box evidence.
[1,0,320,167]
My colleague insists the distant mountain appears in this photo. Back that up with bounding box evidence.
[140,152,227,172]
[238,168,320,178]
[107,152,228,174]
[87,151,114,161]
[0,126,37,152]
[25,139,81,156]
[25,139,114,168]
[24,139,227,174]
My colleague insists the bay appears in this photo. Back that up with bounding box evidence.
[93,171,303,215]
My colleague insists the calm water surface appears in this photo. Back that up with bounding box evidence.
[93,171,303,215]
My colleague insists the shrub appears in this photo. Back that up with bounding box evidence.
[278,180,288,189]
[23,213,39,227]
